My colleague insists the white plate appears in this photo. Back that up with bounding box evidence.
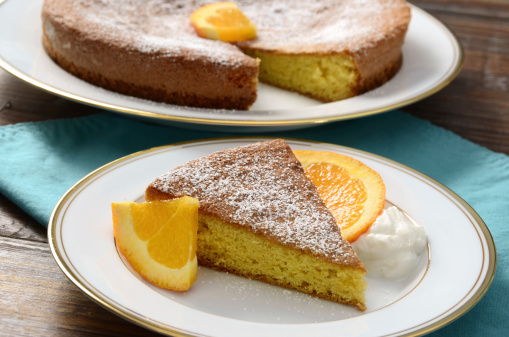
[0,0,462,131]
[49,138,495,337]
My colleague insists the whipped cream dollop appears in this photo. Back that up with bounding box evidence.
[352,206,427,279]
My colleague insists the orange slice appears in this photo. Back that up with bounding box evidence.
[190,2,257,42]
[112,196,200,291]
[294,150,386,243]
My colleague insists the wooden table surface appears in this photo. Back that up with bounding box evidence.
[1,1,508,336]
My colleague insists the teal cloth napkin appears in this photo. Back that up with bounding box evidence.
[1,111,508,336]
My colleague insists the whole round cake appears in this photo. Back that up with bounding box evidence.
[41,0,411,110]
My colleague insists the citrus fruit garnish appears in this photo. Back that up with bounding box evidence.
[112,196,200,291]
[190,2,257,42]
[294,150,386,243]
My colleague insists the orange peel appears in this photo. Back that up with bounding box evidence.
[294,150,386,242]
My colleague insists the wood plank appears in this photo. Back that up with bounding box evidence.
[0,194,47,243]
[0,68,95,126]
[0,236,160,336]
[402,0,509,154]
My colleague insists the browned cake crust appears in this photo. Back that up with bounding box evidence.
[41,0,259,110]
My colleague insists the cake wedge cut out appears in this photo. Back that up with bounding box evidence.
[145,139,367,310]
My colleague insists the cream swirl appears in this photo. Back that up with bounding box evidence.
[352,206,427,279]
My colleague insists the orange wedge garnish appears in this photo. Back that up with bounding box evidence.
[294,150,386,243]
[112,196,200,291]
[190,2,257,42]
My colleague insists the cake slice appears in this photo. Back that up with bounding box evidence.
[145,139,367,310]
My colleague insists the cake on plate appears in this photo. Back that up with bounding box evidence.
[145,139,367,310]
[42,0,410,110]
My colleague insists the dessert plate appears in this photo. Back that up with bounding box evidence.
[0,0,462,132]
[49,138,495,337]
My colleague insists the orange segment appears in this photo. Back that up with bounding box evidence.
[294,150,385,243]
[190,2,257,42]
[112,196,200,291]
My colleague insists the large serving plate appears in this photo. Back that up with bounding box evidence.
[0,0,462,131]
[48,138,495,337]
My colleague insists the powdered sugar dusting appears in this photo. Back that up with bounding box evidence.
[237,0,410,53]
[150,139,359,266]
[52,0,409,60]
[52,0,251,66]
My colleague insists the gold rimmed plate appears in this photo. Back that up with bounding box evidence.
[0,0,462,131]
[48,138,495,337]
